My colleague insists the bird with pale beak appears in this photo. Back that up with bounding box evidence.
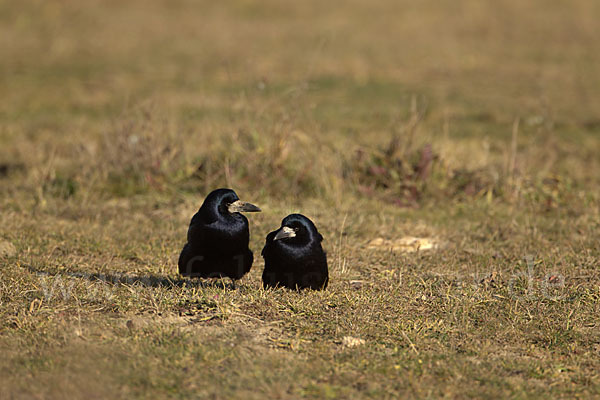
[261,214,328,290]
[178,188,261,285]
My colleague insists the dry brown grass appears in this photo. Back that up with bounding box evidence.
[1,0,600,398]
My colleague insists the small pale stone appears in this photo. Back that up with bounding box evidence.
[367,238,385,248]
[0,240,16,258]
[367,236,438,253]
[342,336,366,347]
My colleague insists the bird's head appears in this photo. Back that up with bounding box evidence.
[273,214,323,245]
[201,188,261,220]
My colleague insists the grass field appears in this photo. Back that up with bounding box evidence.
[1,0,599,398]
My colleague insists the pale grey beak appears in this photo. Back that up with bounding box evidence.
[227,200,261,214]
[274,226,296,241]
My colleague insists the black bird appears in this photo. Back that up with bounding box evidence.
[178,188,261,283]
[261,214,328,290]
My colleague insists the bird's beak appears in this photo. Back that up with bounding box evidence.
[274,226,296,241]
[227,200,261,214]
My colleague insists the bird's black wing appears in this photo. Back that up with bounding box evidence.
[187,213,207,246]
[261,231,277,257]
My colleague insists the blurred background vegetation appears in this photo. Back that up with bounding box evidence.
[1,0,599,211]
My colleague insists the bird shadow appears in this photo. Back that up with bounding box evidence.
[24,265,237,290]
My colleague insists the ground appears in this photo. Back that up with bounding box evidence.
[1,0,599,398]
